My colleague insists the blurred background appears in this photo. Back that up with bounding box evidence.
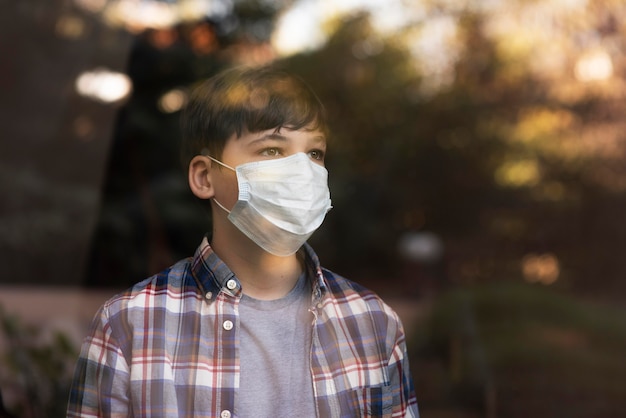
[2,0,626,416]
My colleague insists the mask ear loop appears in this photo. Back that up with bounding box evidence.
[212,197,231,214]
[200,151,235,213]
[207,156,236,171]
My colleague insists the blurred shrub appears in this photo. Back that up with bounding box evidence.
[0,306,77,418]
[411,282,626,417]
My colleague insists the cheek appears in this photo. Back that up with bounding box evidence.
[214,172,240,207]
[225,183,240,205]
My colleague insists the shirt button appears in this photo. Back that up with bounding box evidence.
[220,410,231,418]
[226,279,237,290]
[205,292,212,300]
[223,320,233,331]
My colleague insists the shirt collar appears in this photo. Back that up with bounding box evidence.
[191,236,239,302]
[300,242,328,307]
[191,236,328,305]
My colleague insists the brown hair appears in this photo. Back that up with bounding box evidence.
[180,66,328,169]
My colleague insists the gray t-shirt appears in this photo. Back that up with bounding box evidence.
[236,274,316,417]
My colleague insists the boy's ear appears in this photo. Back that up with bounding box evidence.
[188,155,215,199]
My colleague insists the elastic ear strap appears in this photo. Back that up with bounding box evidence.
[204,154,236,171]
[212,198,231,214]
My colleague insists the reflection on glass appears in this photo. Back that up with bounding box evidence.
[522,253,560,285]
[575,49,613,82]
[158,88,188,113]
[75,68,132,103]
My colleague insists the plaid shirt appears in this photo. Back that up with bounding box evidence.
[68,238,419,417]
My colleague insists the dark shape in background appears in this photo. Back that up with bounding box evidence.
[85,20,225,287]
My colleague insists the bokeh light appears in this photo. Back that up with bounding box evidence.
[158,88,188,113]
[522,253,560,285]
[575,49,614,82]
[75,68,132,103]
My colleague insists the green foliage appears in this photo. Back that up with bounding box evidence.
[281,13,515,279]
[0,306,77,418]
[412,282,626,417]
[277,8,626,296]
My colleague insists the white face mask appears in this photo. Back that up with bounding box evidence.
[207,152,332,256]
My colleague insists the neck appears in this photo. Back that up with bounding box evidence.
[211,219,303,300]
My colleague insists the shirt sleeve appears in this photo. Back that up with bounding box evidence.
[67,304,131,418]
[388,319,420,418]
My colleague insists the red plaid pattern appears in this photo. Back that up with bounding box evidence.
[67,238,419,417]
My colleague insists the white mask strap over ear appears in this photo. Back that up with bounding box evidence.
[201,152,235,213]
[212,197,231,214]
[205,154,236,172]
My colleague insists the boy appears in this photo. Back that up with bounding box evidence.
[68,66,419,417]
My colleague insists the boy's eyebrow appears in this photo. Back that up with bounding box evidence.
[250,132,288,144]
[248,132,327,145]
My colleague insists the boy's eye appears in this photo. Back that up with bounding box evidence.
[308,150,325,161]
[260,148,281,157]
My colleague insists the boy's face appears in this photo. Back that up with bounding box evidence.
[210,127,327,211]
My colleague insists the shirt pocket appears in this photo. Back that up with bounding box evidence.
[339,384,393,418]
